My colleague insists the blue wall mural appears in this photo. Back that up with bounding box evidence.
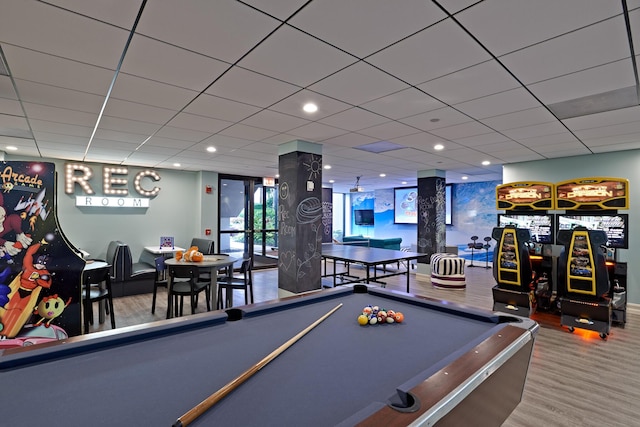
[347,181,501,262]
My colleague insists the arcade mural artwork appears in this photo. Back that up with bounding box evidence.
[0,161,84,347]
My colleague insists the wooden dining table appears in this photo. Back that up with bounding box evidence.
[164,255,238,316]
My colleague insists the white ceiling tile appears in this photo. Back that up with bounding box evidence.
[0,76,18,100]
[399,107,472,132]
[453,132,511,148]
[3,45,113,95]
[286,122,348,141]
[268,89,352,120]
[93,130,144,145]
[390,132,456,149]
[419,60,521,105]
[500,16,631,84]
[289,0,446,58]
[99,116,161,135]
[0,98,23,116]
[563,105,640,130]
[155,125,211,142]
[22,103,95,127]
[166,113,232,135]
[320,133,378,149]
[0,1,129,68]
[502,122,568,140]
[429,121,494,140]
[528,60,636,104]
[357,121,421,141]
[104,99,177,124]
[240,110,310,133]
[308,62,409,106]
[144,136,194,150]
[121,35,230,91]
[219,124,278,141]
[480,107,557,131]
[367,19,491,85]
[29,119,91,137]
[241,0,310,21]
[15,80,103,114]
[110,74,198,110]
[517,132,582,149]
[238,25,356,87]
[319,108,389,132]
[573,121,640,140]
[46,0,144,28]
[456,0,626,56]
[206,67,300,108]
[591,141,640,153]
[361,88,445,120]
[183,94,261,123]
[454,88,541,119]
[137,1,280,63]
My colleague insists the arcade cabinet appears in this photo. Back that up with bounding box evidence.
[492,226,536,317]
[557,227,611,339]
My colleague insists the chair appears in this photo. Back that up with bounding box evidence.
[151,256,168,315]
[557,227,611,339]
[217,257,253,309]
[167,264,211,318]
[83,264,115,332]
[467,236,483,267]
[491,226,536,317]
[190,238,215,255]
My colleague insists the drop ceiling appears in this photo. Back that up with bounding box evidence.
[0,0,639,193]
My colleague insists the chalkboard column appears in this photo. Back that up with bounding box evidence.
[321,187,333,243]
[278,140,323,294]
[416,170,446,274]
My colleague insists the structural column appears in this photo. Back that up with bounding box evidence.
[416,170,446,274]
[278,140,323,294]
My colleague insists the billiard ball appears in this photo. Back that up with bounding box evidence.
[369,316,378,325]
[357,315,369,326]
[394,312,404,323]
[363,306,372,315]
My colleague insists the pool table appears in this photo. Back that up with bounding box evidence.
[0,285,537,427]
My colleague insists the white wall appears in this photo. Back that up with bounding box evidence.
[9,155,216,264]
[504,150,638,303]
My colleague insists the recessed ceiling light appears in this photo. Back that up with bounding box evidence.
[379,173,386,177]
[329,180,335,183]
[434,144,444,151]
[402,181,407,185]
[462,176,468,180]
[303,103,318,113]
[324,165,331,169]
[173,163,181,167]
[5,146,17,151]
[206,146,216,153]
[482,160,491,166]
[275,174,280,178]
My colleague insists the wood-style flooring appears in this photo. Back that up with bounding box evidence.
[87,264,640,427]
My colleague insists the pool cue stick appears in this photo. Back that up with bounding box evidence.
[172,302,343,427]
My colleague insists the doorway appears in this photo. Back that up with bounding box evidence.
[218,176,278,269]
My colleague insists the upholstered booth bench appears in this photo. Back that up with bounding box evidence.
[106,241,156,297]
[430,253,466,290]
[342,235,402,250]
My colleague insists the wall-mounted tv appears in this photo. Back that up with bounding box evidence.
[557,213,628,249]
[394,187,418,224]
[394,185,452,225]
[354,209,374,226]
[497,213,555,244]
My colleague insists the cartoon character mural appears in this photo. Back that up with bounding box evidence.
[0,161,85,339]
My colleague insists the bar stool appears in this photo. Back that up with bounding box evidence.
[483,236,492,269]
[467,236,483,267]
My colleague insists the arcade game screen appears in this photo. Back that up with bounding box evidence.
[557,214,628,249]
[498,214,555,244]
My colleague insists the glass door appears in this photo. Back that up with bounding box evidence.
[218,176,278,269]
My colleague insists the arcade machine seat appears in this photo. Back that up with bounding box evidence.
[557,227,611,340]
[491,226,536,317]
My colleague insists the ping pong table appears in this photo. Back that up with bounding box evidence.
[321,243,422,292]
